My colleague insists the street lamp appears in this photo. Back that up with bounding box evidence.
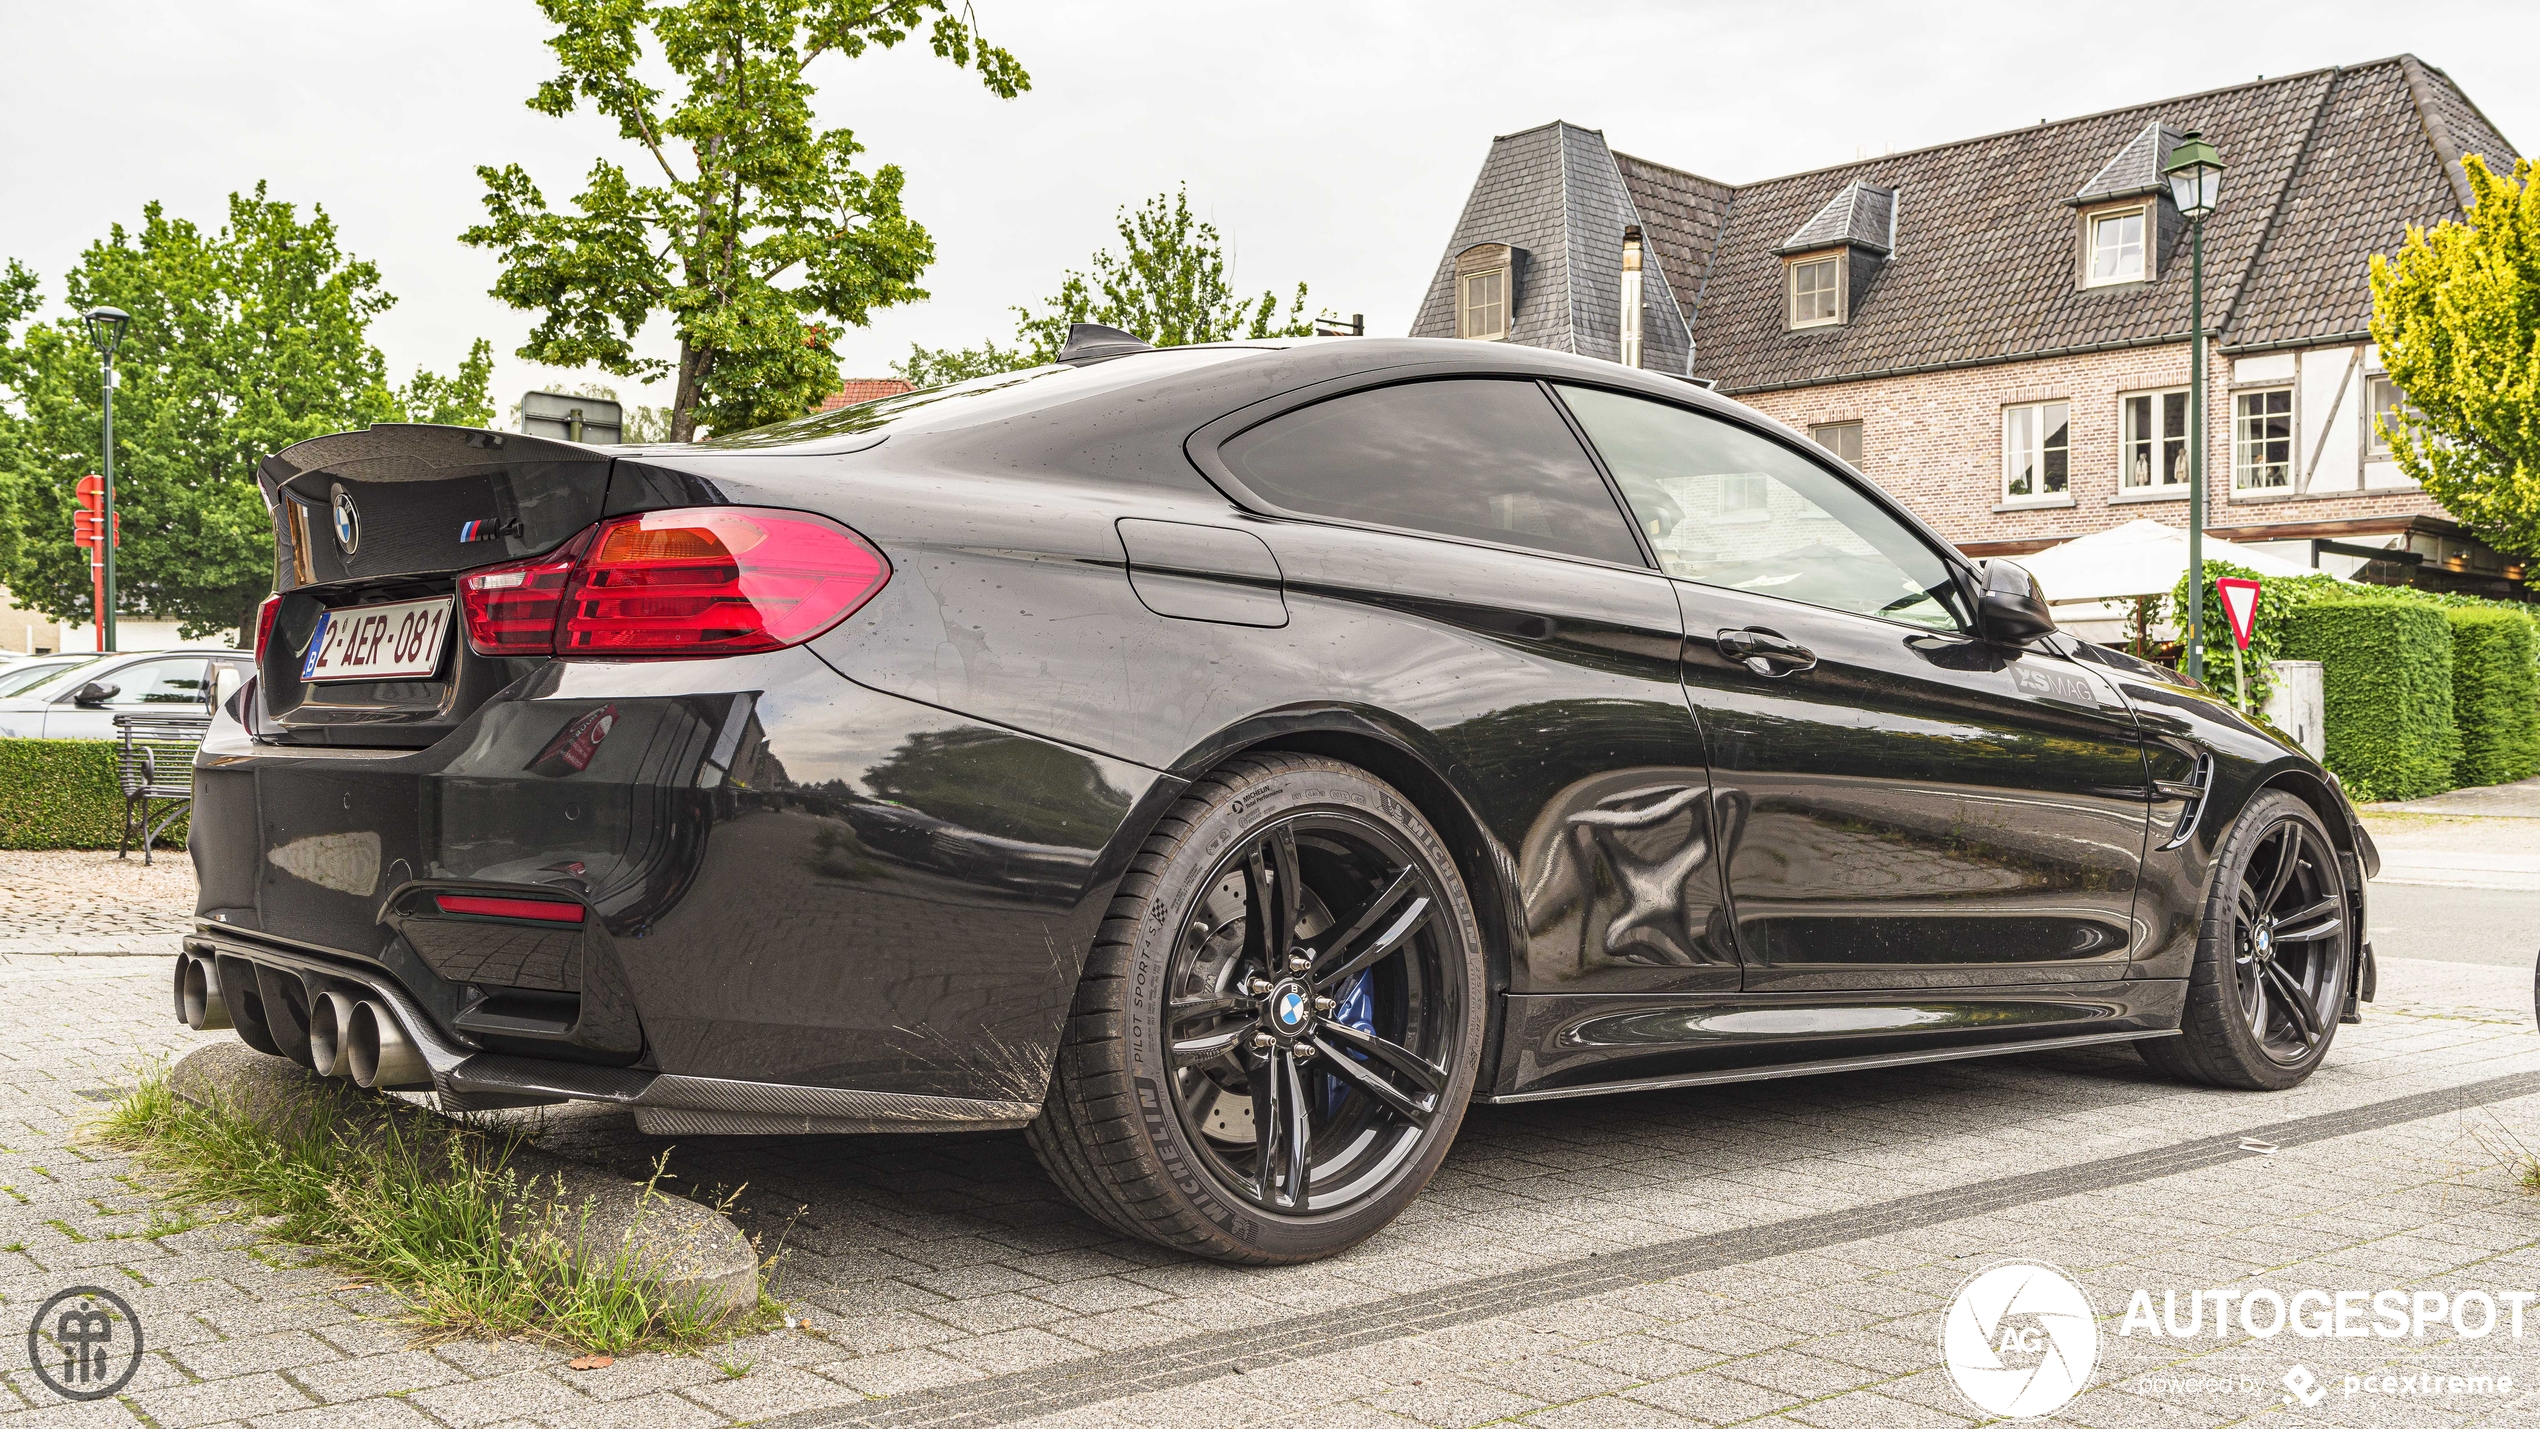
[2162,132,2223,683]
[82,306,130,653]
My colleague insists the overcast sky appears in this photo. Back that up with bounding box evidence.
[3,1,2532,421]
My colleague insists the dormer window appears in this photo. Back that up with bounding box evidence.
[1773,180,1893,332]
[1788,255,1844,328]
[2067,122,2183,290]
[2084,206,2148,286]
[1455,243,1513,340]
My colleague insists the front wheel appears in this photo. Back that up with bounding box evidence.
[2140,790,2350,1090]
[1027,753,1487,1263]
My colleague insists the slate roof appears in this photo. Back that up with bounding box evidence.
[2071,122,2186,203]
[1416,57,2516,395]
[1775,181,1895,255]
[1411,121,1693,373]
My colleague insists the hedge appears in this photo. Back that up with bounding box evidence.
[0,739,186,850]
[2449,605,2540,787]
[2281,595,2461,803]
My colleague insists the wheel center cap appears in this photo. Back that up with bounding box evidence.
[1266,979,1315,1039]
[2254,925,2273,959]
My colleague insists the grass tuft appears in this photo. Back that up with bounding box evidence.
[97,1061,765,1353]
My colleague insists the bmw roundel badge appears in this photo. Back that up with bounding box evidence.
[1275,986,1308,1032]
[330,483,360,556]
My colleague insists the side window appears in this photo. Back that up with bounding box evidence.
[1555,385,1969,631]
[102,659,212,708]
[1217,379,1645,566]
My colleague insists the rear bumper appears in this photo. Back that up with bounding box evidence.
[189,644,1176,1113]
[177,930,1041,1132]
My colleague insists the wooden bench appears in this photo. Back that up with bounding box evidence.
[112,713,211,864]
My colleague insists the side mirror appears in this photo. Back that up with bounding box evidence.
[1974,559,2056,644]
[69,681,120,707]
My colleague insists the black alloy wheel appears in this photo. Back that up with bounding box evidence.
[1164,812,1454,1214]
[2142,790,2350,1090]
[2230,820,2346,1066]
[1029,753,1486,1263]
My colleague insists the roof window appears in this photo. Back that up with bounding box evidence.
[1455,244,1514,341]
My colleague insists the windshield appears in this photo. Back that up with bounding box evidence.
[694,346,1266,449]
[0,657,102,698]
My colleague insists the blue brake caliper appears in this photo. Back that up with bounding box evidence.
[1322,969,1375,1117]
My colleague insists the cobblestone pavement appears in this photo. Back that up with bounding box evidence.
[0,852,196,956]
[5,855,2540,1426]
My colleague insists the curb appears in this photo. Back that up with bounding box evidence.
[168,1041,760,1318]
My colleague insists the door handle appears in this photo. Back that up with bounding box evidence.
[1716,628,1817,677]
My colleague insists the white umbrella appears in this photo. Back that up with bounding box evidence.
[2014,518,2331,605]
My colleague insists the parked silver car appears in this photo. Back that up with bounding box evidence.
[0,648,253,739]
[0,655,100,697]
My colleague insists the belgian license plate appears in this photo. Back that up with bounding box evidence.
[300,597,453,682]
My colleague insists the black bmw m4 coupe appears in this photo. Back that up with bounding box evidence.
[183,330,2377,1262]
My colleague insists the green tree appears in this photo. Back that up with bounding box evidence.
[895,186,1313,388]
[0,186,493,641]
[464,0,1027,442]
[2369,154,2540,584]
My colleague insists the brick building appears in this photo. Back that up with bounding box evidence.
[1411,56,2527,597]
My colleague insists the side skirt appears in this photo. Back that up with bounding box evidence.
[1481,1028,2179,1106]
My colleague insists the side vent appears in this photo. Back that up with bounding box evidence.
[2154,754,2214,852]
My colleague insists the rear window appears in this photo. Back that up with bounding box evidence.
[1218,379,1645,566]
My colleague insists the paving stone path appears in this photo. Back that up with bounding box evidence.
[4,859,2540,1425]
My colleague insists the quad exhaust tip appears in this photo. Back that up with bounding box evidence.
[307,991,359,1078]
[346,1000,431,1091]
[174,954,231,1031]
[176,953,432,1093]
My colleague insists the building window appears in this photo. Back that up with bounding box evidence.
[2366,374,2412,459]
[2121,388,2189,489]
[1787,255,1842,328]
[2234,388,2293,489]
[2085,208,2147,286]
[1461,270,1505,341]
[1810,421,1863,466]
[2003,401,2070,501]
[1454,244,1512,341]
[1721,473,1770,514]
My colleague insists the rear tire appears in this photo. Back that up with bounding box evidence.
[2140,791,2350,1091]
[1027,753,1486,1263]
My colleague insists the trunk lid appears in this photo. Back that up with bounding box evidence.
[256,424,620,746]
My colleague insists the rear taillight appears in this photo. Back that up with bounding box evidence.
[253,594,282,660]
[454,509,887,660]
[459,531,591,657]
[559,508,889,657]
